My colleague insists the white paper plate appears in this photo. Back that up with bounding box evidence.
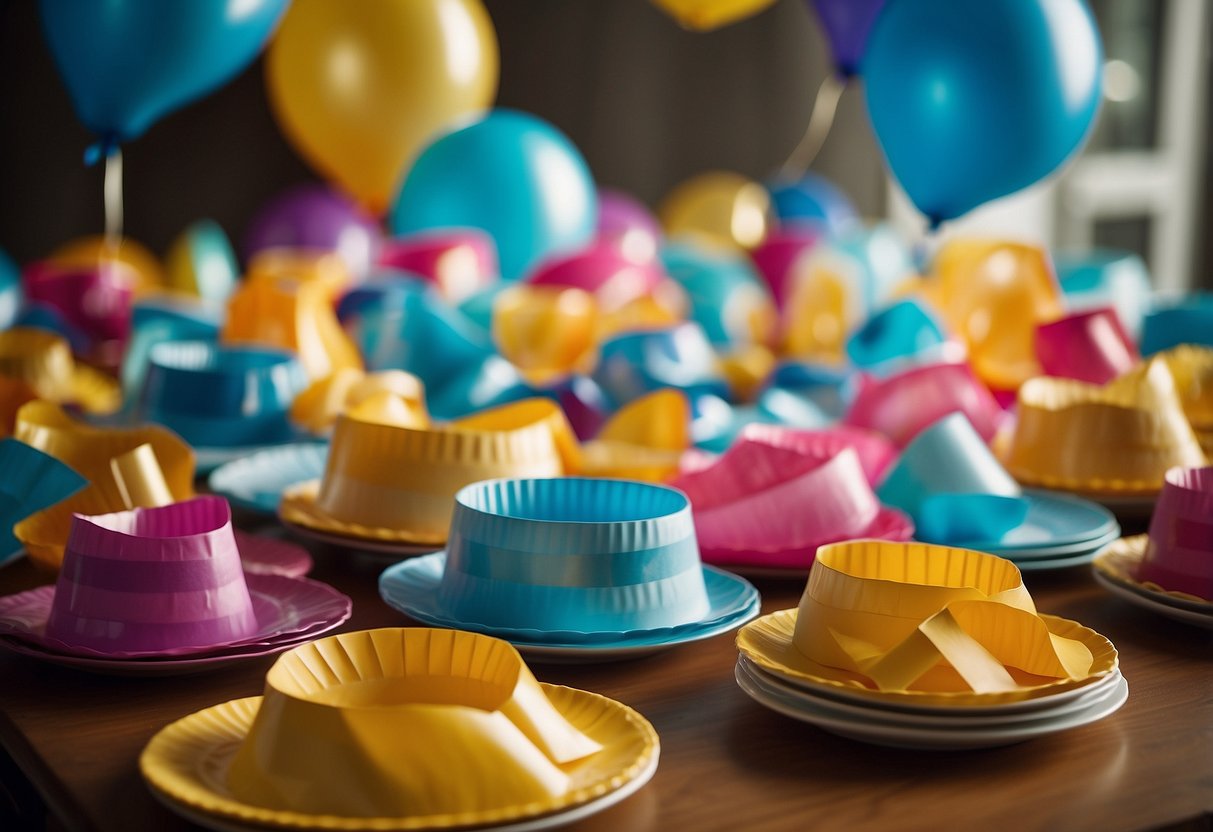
[736,660,1128,750]
[738,657,1123,728]
[1092,569,1213,629]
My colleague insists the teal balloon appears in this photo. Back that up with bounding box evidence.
[0,249,22,331]
[391,110,597,281]
[864,0,1102,225]
[39,0,288,147]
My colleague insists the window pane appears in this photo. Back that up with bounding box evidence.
[1086,0,1166,151]
[1093,215,1153,265]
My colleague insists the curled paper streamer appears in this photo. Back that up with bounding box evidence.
[671,442,911,569]
[228,629,602,817]
[0,328,121,414]
[289,368,428,434]
[223,269,362,381]
[280,398,576,545]
[492,284,599,385]
[13,402,195,571]
[792,541,1093,693]
[0,438,87,556]
[580,389,690,482]
[1007,361,1206,494]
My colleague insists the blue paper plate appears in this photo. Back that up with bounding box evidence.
[207,443,328,514]
[941,491,1119,553]
[379,552,760,649]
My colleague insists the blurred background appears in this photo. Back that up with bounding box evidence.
[0,0,1210,289]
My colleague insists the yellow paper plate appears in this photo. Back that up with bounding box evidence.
[1093,535,1213,607]
[279,480,448,546]
[737,608,1117,708]
[141,685,657,831]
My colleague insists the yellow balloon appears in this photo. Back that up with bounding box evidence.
[266,0,499,215]
[650,0,778,31]
[658,171,771,251]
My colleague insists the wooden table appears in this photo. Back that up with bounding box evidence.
[1,520,1210,832]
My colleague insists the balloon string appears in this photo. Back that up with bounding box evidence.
[778,74,846,180]
[103,149,124,247]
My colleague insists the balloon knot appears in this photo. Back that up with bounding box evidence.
[84,135,120,166]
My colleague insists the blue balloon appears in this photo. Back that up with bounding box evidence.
[39,0,289,147]
[391,110,597,282]
[0,249,22,331]
[864,0,1102,225]
[767,174,859,238]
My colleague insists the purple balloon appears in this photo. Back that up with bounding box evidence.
[810,0,885,76]
[244,184,381,280]
[596,189,662,263]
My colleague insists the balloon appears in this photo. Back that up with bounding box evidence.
[266,0,499,214]
[662,243,777,348]
[650,0,778,31]
[809,0,886,76]
[391,110,597,282]
[39,0,288,148]
[166,220,239,306]
[0,250,22,331]
[864,0,1102,225]
[244,184,381,281]
[767,174,859,238]
[659,172,772,252]
[596,190,663,264]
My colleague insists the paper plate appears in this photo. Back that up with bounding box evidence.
[281,519,443,558]
[737,608,1118,710]
[736,658,1128,750]
[940,491,1119,552]
[0,574,351,660]
[1092,536,1213,628]
[193,442,317,475]
[0,630,329,677]
[141,684,659,832]
[981,526,1120,560]
[1011,546,1112,572]
[380,553,760,647]
[231,531,312,578]
[738,657,1124,729]
[208,444,329,515]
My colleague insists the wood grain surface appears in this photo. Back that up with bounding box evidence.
[0,517,1210,832]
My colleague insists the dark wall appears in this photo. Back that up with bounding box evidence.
[0,0,884,265]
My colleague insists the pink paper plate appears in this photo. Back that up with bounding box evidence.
[738,423,899,486]
[0,574,350,659]
[232,530,313,578]
[0,630,326,676]
[670,441,912,570]
[844,362,1004,447]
